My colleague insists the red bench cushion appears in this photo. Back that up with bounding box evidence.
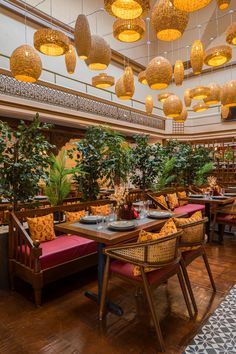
[174,204,205,216]
[39,235,97,270]
[110,260,178,285]
[216,214,236,224]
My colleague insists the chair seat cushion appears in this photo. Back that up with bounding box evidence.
[39,235,97,270]
[216,214,236,224]
[110,260,178,285]
[174,204,205,216]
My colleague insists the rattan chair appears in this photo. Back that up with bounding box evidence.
[179,217,216,315]
[99,230,194,352]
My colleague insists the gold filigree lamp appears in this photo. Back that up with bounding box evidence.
[204,45,232,67]
[74,14,91,60]
[163,94,183,118]
[193,102,209,112]
[34,28,69,56]
[115,65,134,100]
[184,89,192,107]
[138,70,147,85]
[65,44,76,74]
[92,73,115,88]
[10,44,42,83]
[146,56,173,90]
[113,18,145,42]
[151,0,189,41]
[174,60,184,86]
[221,80,236,107]
[145,95,153,115]
[190,86,211,100]
[226,22,236,46]
[190,40,204,75]
[158,92,173,103]
[174,107,188,122]
[104,0,150,19]
[171,0,213,12]
[85,35,111,70]
[204,83,221,105]
[217,0,230,10]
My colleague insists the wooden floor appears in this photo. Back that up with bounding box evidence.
[0,234,236,354]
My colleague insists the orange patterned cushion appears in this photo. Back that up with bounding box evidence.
[167,193,179,210]
[27,213,56,242]
[177,191,188,206]
[133,219,177,276]
[153,195,169,210]
[174,211,202,251]
[90,205,111,216]
[65,210,86,222]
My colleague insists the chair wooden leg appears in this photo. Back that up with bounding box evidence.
[177,268,194,319]
[99,256,110,320]
[202,250,216,292]
[218,224,224,244]
[180,259,198,316]
[34,287,42,307]
[141,268,165,352]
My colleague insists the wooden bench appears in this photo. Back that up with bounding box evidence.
[8,200,115,306]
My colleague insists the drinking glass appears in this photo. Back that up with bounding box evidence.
[96,214,103,230]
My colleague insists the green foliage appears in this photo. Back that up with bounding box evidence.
[75,126,131,201]
[45,149,82,205]
[225,148,234,162]
[0,114,54,209]
[130,135,160,190]
[194,162,215,187]
[152,157,177,191]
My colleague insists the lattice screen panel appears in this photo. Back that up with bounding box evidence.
[172,121,185,134]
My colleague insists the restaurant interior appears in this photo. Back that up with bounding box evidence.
[0,0,236,353]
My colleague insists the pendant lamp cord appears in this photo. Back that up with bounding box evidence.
[24,0,27,43]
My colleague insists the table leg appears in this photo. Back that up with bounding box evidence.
[85,243,123,317]
[205,202,211,241]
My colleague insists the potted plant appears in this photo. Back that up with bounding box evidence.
[0,113,54,210]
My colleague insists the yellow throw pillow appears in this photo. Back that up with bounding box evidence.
[174,211,203,251]
[177,191,188,206]
[133,219,177,276]
[27,213,56,243]
[65,210,86,222]
[167,193,179,210]
[153,195,169,210]
[90,204,111,216]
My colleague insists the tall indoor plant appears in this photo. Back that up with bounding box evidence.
[0,114,54,210]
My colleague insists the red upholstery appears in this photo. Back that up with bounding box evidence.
[110,260,178,285]
[216,214,236,224]
[174,204,205,216]
[181,248,202,263]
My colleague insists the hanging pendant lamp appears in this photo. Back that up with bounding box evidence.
[158,92,173,103]
[221,80,236,107]
[190,86,211,100]
[174,107,188,122]
[184,89,192,107]
[74,14,91,60]
[221,105,230,119]
[171,0,213,12]
[104,0,150,20]
[65,44,76,74]
[204,45,232,67]
[145,95,153,115]
[85,35,111,70]
[92,73,115,88]
[204,83,221,105]
[115,66,134,100]
[113,18,145,42]
[34,28,69,56]
[138,70,147,85]
[174,60,184,86]
[10,44,42,83]
[163,94,183,118]
[146,56,173,90]
[151,0,189,41]
[226,22,236,45]
[190,40,204,75]
[193,102,209,112]
[217,0,230,10]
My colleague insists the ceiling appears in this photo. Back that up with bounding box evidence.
[26,0,236,66]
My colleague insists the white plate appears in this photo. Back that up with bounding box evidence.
[148,211,172,219]
[108,220,136,231]
[80,215,102,224]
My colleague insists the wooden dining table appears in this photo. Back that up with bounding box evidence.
[186,195,235,239]
[55,212,186,316]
